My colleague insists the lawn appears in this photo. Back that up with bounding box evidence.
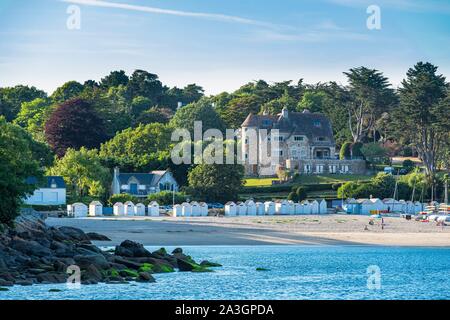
[244,174,373,187]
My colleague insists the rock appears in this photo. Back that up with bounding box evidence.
[86,232,111,241]
[177,259,196,272]
[76,244,103,255]
[0,287,9,291]
[83,264,103,282]
[200,260,222,267]
[36,272,66,284]
[16,279,34,286]
[137,272,155,282]
[10,238,52,257]
[57,227,90,242]
[172,248,183,254]
[0,279,14,286]
[115,240,152,258]
[74,254,110,270]
[109,256,141,270]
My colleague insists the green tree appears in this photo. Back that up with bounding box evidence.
[218,94,261,129]
[51,81,84,103]
[48,147,111,200]
[133,107,173,126]
[147,191,187,205]
[99,123,171,171]
[100,70,129,88]
[361,143,387,168]
[0,117,42,224]
[261,90,297,115]
[297,91,328,113]
[187,164,244,202]
[296,186,308,201]
[395,62,449,179]
[107,193,138,206]
[339,141,352,160]
[13,98,55,142]
[0,85,47,121]
[126,70,163,105]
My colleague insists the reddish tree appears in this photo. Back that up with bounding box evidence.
[45,98,107,157]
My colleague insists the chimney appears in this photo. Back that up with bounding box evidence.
[177,101,183,109]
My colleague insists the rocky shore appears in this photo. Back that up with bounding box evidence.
[0,212,220,287]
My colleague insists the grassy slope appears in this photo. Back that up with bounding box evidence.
[244,174,373,187]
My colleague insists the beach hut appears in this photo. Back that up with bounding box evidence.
[276,200,289,215]
[172,204,182,217]
[148,201,159,217]
[225,202,237,216]
[302,200,311,214]
[237,202,247,216]
[310,200,319,214]
[294,202,302,215]
[88,201,103,217]
[200,202,208,216]
[190,201,201,216]
[319,199,327,214]
[255,202,265,215]
[286,200,295,215]
[134,203,146,216]
[181,202,192,217]
[124,201,135,216]
[68,203,88,218]
[245,200,256,216]
[264,201,275,215]
[113,202,124,216]
[414,201,423,214]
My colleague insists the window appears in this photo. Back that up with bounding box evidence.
[276,136,284,141]
[294,136,304,141]
[316,165,324,173]
[279,150,283,156]
[313,120,321,127]
[316,137,326,142]
[263,120,271,126]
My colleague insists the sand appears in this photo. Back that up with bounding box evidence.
[45,214,450,247]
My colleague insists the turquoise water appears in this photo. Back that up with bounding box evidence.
[1,246,449,300]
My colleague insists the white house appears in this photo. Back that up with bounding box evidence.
[225,202,237,216]
[199,202,208,216]
[172,204,182,217]
[88,201,103,217]
[148,201,159,217]
[67,203,88,218]
[237,202,247,216]
[111,167,179,199]
[113,202,124,216]
[264,201,275,215]
[25,176,66,206]
[124,201,135,216]
[135,203,146,216]
[191,201,201,216]
[181,202,192,217]
[245,200,257,216]
[255,202,265,215]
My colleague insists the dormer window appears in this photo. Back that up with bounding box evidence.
[316,137,327,142]
[313,120,321,127]
[50,179,57,188]
[294,136,304,141]
[262,120,271,126]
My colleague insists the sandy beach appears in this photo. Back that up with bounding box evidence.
[45,214,450,247]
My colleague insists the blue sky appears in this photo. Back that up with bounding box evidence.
[0,0,449,94]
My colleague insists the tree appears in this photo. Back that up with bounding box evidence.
[219,94,261,129]
[134,107,173,126]
[0,117,42,224]
[147,191,187,205]
[13,98,55,142]
[297,91,329,113]
[344,67,396,142]
[107,193,138,206]
[296,186,307,201]
[170,99,225,133]
[0,85,47,121]
[130,96,152,118]
[395,62,449,179]
[339,141,352,160]
[126,70,163,105]
[261,90,297,115]
[100,70,129,88]
[187,164,244,202]
[51,81,84,103]
[45,98,107,157]
[287,192,298,202]
[48,147,110,200]
[99,123,171,171]
[402,159,415,173]
[361,143,387,168]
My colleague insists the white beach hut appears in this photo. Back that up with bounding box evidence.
[181,202,192,217]
[225,202,237,216]
[88,201,103,217]
[68,203,88,218]
[414,201,423,213]
[148,201,159,217]
[134,203,146,216]
[302,200,311,214]
[124,201,135,216]
[200,202,208,216]
[310,200,319,214]
[294,202,302,215]
[287,200,295,215]
[237,202,247,216]
[276,200,289,215]
[172,204,182,217]
[264,201,275,215]
[113,202,124,216]
[255,202,265,215]
[245,200,257,216]
[190,201,201,216]
[319,199,327,214]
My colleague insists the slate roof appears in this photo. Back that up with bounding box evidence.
[117,170,169,186]
[26,176,66,188]
[241,110,334,144]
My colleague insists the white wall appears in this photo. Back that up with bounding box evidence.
[25,188,66,205]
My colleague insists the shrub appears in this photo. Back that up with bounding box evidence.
[147,191,187,205]
[287,192,298,202]
[340,141,352,160]
[351,142,364,159]
[107,194,138,206]
[295,187,308,201]
[402,159,415,173]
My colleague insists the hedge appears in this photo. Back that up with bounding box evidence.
[241,183,334,194]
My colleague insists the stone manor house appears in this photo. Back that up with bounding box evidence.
[240,108,366,176]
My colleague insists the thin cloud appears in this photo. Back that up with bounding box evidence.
[62,0,278,28]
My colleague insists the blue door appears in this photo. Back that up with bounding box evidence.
[130,183,138,195]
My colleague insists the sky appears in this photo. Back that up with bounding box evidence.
[0,0,449,95]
